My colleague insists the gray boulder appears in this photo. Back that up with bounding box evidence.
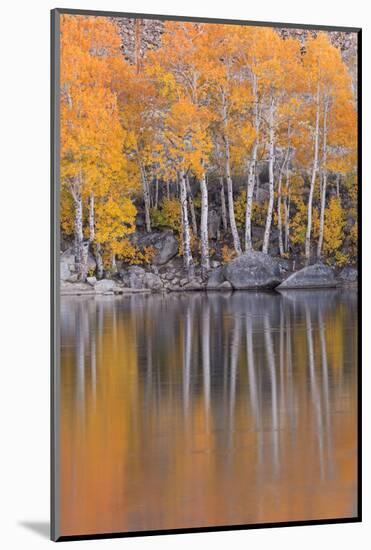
[184,278,204,291]
[94,279,117,293]
[60,249,75,281]
[277,263,336,289]
[87,276,97,286]
[223,251,282,290]
[338,267,358,284]
[206,267,225,289]
[144,272,163,291]
[60,247,96,281]
[60,260,71,281]
[218,281,233,291]
[132,231,178,265]
[120,266,146,289]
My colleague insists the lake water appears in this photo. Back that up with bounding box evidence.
[60,289,358,536]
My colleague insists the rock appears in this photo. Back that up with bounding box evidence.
[179,278,188,287]
[218,281,233,291]
[184,278,204,291]
[277,263,336,289]
[60,247,96,281]
[66,274,79,283]
[144,272,163,291]
[132,230,178,265]
[87,276,97,286]
[60,281,93,295]
[60,261,71,281]
[60,249,75,281]
[210,260,221,269]
[338,267,357,284]
[122,266,146,289]
[207,267,225,289]
[277,258,292,272]
[94,279,117,293]
[223,251,282,290]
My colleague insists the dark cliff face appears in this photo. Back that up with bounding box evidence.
[111,17,164,63]
[111,16,357,73]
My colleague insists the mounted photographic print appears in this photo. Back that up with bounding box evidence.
[51,8,361,542]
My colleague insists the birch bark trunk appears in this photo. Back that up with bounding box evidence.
[200,172,210,278]
[88,192,104,278]
[219,176,228,232]
[305,82,321,263]
[186,175,198,237]
[154,177,159,209]
[95,243,104,279]
[111,252,117,274]
[179,170,194,278]
[71,175,88,281]
[88,193,95,243]
[139,159,151,232]
[277,146,290,257]
[222,89,242,255]
[284,162,291,254]
[263,95,275,254]
[317,97,329,259]
[245,73,259,252]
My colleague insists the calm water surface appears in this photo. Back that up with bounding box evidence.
[60,290,358,536]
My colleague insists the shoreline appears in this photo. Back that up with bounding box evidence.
[60,281,357,297]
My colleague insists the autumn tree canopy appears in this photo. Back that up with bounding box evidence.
[60,15,357,280]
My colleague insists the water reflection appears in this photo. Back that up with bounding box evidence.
[60,290,358,536]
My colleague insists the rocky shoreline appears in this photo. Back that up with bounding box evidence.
[60,250,357,296]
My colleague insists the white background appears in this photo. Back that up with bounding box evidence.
[0,0,368,547]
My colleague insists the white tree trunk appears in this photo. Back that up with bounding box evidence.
[245,149,256,252]
[219,176,228,232]
[71,176,88,281]
[263,95,275,254]
[317,97,329,259]
[222,89,242,256]
[88,192,103,278]
[111,252,117,274]
[277,171,284,257]
[245,73,259,252]
[186,175,198,237]
[179,170,194,278]
[305,82,320,263]
[200,172,210,277]
[277,147,290,257]
[95,243,104,279]
[88,193,95,243]
[139,160,151,232]
[154,177,159,209]
[284,165,291,254]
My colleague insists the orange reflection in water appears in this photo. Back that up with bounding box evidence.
[60,290,357,536]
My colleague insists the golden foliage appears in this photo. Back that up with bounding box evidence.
[323,197,346,263]
[59,16,357,265]
[151,198,182,233]
[221,245,237,263]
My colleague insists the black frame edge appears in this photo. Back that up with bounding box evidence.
[51,7,61,543]
[53,7,361,32]
[356,27,362,524]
